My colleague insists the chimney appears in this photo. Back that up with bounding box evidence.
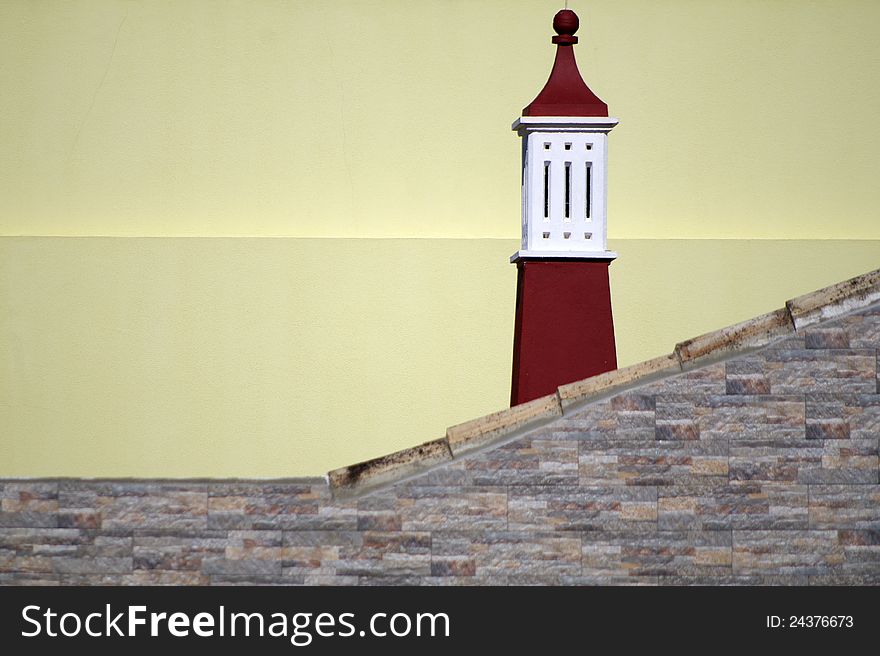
[510,8,619,405]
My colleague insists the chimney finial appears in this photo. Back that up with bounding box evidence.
[552,9,579,45]
[521,8,607,116]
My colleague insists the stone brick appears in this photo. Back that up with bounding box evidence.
[579,438,728,486]
[458,436,579,486]
[0,572,61,585]
[581,530,732,580]
[133,530,228,571]
[800,439,878,484]
[361,486,508,532]
[658,482,808,530]
[207,481,356,531]
[126,570,211,585]
[559,394,656,441]
[356,494,402,531]
[809,486,880,529]
[432,531,581,582]
[725,359,770,395]
[697,395,805,440]
[729,438,820,483]
[763,349,877,395]
[732,530,843,576]
[508,486,657,531]
[808,573,880,585]
[201,559,283,577]
[54,557,133,575]
[838,307,880,348]
[333,531,432,578]
[804,327,850,349]
[649,362,727,395]
[59,482,208,531]
[806,393,880,440]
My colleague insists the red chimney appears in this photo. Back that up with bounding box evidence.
[510,8,619,406]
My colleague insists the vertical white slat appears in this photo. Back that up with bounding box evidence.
[549,152,565,247]
[569,141,586,245]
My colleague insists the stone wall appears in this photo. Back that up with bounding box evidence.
[2,306,879,585]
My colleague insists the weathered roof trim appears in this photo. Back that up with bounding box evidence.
[328,438,452,498]
[327,267,880,497]
[675,307,796,370]
[787,268,880,329]
[557,353,681,411]
[447,392,562,456]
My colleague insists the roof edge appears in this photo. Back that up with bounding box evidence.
[675,307,796,370]
[447,392,562,456]
[327,266,880,497]
[787,268,880,329]
[557,353,682,412]
[328,438,452,498]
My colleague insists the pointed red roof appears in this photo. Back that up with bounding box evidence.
[522,9,608,117]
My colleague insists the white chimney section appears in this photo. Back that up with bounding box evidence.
[512,116,618,261]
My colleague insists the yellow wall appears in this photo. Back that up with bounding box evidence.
[1,1,879,477]
[2,0,879,239]
[2,237,878,478]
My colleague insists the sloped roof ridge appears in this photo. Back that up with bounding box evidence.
[328,267,880,497]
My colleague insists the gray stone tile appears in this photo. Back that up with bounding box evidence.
[766,349,877,394]
[0,571,62,585]
[726,359,772,395]
[0,512,58,528]
[732,530,842,576]
[729,439,819,482]
[54,557,133,575]
[432,531,581,581]
[559,395,656,441]
[650,362,727,395]
[333,531,432,578]
[207,481,356,530]
[698,395,805,440]
[123,570,212,585]
[833,307,880,348]
[658,482,808,530]
[508,485,657,531]
[201,559,283,577]
[798,439,878,484]
[1,482,61,530]
[581,530,732,579]
[806,393,880,440]
[658,575,810,586]
[360,485,508,532]
[808,573,880,585]
[455,436,579,486]
[133,530,236,571]
[59,481,208,530]
[803,327,850,349]
[809,486,880,529]
[579,438,728,486]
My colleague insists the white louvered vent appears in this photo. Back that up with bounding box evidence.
[512,117,618,261]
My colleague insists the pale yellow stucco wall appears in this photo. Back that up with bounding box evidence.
[1,1,878,476]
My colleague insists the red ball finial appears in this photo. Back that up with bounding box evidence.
[553,9,579,36]
[551,9,579,45]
